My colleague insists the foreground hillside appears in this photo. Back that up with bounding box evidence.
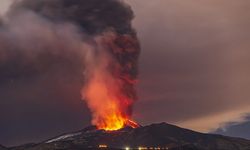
[8,123,250,150]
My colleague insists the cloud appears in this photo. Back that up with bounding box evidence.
[178,106,250,132]
[0,10,90,146]
[126,0,250,132]
[0,0,13,16]
[214,115,250,140]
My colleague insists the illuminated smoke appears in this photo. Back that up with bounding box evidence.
[83,31,140,130]
[3,0,140,130]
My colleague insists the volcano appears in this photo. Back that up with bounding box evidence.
[8,123,250,150]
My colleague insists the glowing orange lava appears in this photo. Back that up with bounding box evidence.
[97,113,137,131]
[84,67,139,131]
[96,107,139,131]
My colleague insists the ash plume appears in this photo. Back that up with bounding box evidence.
[1,0,140,130]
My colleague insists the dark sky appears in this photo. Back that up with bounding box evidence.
[1,0,250,146]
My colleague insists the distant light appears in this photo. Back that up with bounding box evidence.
[125,147,130,150]
[98,144,108,148]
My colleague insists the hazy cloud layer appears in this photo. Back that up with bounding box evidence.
[214,115,250,139]
[0,10,90,146]
[126,0,250,132]
[0,0,13,16]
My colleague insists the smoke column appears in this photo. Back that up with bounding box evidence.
[5,0,140,130]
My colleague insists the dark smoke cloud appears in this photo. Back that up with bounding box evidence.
[10,0,135,35]
[0,0,139,146]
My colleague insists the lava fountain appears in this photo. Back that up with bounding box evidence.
[83,32,140,131]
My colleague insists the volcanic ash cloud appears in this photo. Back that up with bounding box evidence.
[2,0,140,130]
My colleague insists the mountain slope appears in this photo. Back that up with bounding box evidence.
[9,123,250,150]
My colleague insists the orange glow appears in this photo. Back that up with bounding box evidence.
[98,144,108,148]
[84,68,139,131]
[96,113,138,131]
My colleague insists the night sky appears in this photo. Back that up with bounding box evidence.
[1,0,250,146]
